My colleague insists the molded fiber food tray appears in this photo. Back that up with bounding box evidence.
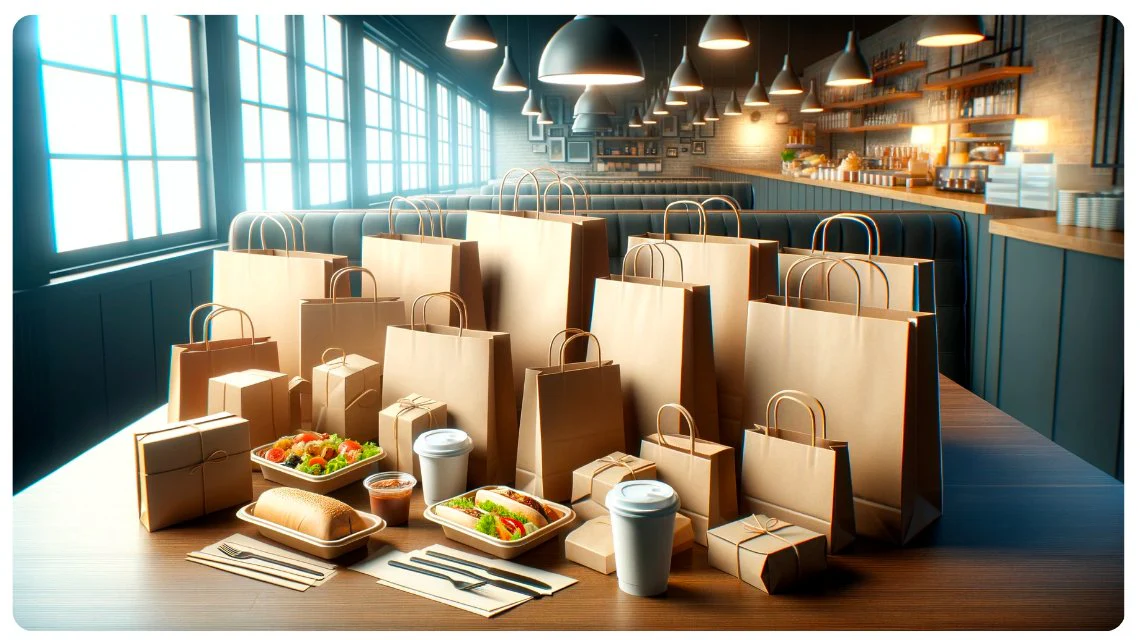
[251,443,385,495]
[236,502,386,559]
[423,486,576,559]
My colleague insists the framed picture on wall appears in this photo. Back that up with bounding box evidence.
[680,136,692,145]
[666,147,678,158]
[661,115,679,137]
[531,143,547,153]
[528,116,544,141]
[679,120,693,134]
[698,120,716,138]
[566,140,591,163]
[547,125,567,139]
[548,137,566,162]
[692,140,706,155]
[546,96,565,125]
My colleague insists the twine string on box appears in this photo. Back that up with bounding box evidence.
[390,395,439,468]
[735,514,801,582]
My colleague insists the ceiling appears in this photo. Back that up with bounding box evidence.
[392,15,905,90]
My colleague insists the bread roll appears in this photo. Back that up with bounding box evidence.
[253,487,367,540]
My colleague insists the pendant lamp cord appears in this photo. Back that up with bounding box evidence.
[786,16,791,55]
[526,17,531,81]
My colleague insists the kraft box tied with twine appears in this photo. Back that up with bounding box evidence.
[569,452,657,521]
[207,368,291,452]
[706,513,827,594]
[312,348,382,444]
[134,412,252,532]
[377,393,448,478]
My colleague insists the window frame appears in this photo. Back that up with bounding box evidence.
[396,57,429,195]
[435,80,454,189]
[296,15,350,208]
[361,32,398,201]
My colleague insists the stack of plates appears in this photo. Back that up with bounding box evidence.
[1075,195,1092,228]
[1092,195,1124,231]
[1057,190,1084,226]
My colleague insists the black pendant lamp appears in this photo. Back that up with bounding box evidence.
[574,85,617,116]
[446,15,497,50]
[652,88,669,114]
[800,80,823,113]
[493,19,527,94]
[537,97,554,125]
[699,15,750,50]
[670,17,703,92]
[917,15,985,47]
[521,19,543,114]
[723,89,743,116]
[769,18,803,95]
[743,17,770,106]
[826,30,872,87]
[704,90,720,121]
[629,106,644,128]
[572,112,612,132]
[640,38,660,124]
[538,15,645,85]
[691,101,706,126]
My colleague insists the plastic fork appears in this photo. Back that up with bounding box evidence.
[388,559,487,592]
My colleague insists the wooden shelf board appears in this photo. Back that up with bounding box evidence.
[930,114,1022,125]
[596,155,660,159]
[873,60,927,79]
[951,135,1012,142]
[784,143,819,149]
[823,91,924,111]
[924,66,1035,91]
[989,216,1123,259]
[821,123,917,133]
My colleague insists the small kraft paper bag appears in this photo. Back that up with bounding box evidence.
[312,349,383,443]
[299,266,406,381]
[212,213,350,378]
[570,452,657,521]
[741,390,856,554]
[168,303,280,422]
[565,513,695,575]
[707,514,828,594]
[377,393,448,477]
[589,242,720,449]
[135,412,252,532]
[743,255,941,544]
[382,292,517,487]
[627,199,779,457]
[206,369,291,449]
[515,330,627,502]
[361,198,486,329]
[778,213,936,312]
[639,404,737,545]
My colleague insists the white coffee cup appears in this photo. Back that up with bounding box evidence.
[413,428,474,504]
[605,479,680,597]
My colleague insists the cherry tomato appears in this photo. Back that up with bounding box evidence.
[307,457,327,468]
[264,447,287,464]
[338,440,362,455]
[294,432,320,443]
[501,517,524,534]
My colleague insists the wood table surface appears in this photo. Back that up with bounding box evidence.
[13,376,1123,631]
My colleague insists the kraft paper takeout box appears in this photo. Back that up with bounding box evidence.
[207,369,290,449]
[706,514,827,594]
[570,452,657,521]
[134,412,252,532]
[313,353,382,443]
[377,393,448,477]
[564,513,695,575]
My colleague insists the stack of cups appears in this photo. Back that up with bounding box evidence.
[1091,196,1111,230]
[605,480,680,597]
[1057,190,1082,226]
[413,429,474,504]
[1075,195,1093,228]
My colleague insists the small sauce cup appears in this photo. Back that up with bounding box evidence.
[362,472,417,526]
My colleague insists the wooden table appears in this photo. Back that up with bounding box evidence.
[13,377,1123,630]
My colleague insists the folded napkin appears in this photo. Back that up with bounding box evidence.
[187,533,338,590]
[349,544,576,617]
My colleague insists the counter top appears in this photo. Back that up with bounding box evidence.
[989,216,1124,259]
[697,164,997,214]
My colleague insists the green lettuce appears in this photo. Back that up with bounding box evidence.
[475,514,498,538]
[361,441,382,460]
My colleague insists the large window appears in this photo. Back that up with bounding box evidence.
[363,37,395,197]
[238,16,293,211]
[38,15,205,256]
[436,83,452,188]
[456,95,474,185]
[479,106,492,183]
[398,60,428,191]
[302,16,347,206]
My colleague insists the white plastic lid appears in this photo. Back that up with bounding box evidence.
[413,428,474,458]
[605,480,680,517]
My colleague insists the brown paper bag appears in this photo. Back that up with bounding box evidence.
[627,199,779,454]
[212,213,349,378]
[515,330,627,502]
[287,376,311,431]
[743,255,942,544]
[707,514,828,594]
[135,412,252,532]
[168,303,280,421]
[312,350,383,443]
[588,242,720,448]
[381,292,517,487]
[639,404,737,545]
[778,213,936,312]
[464,175,609,401]
[299,266,406,381]
[741,390,856,554]
[206,369,290,449]
[377,394,448,477]
[569,452,657,521]
[361,198,486,329]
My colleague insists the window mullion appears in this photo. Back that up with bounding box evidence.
[288,16,305,209]
[110,17,136,241]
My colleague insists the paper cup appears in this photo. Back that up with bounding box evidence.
[605,480,680,597]
[413,429,474,504]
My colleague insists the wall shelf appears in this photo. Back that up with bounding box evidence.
[873,60,927,79]
[821,123,916,133]
[924,66,1035,91]
[596,154,660,159]
[950,135,1012,143]
[595,136,662,141]
[930,114,1023,125]
[823,91,924,111]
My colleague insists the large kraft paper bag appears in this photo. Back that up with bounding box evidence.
[778,213,935,312]
[361,199,486,329]
[299,266,405,381]
[588,243,719,448]
[213,213,349,378]
[627,200,778,455]
[741,390,856,554]
[515,330,627,502]
[382,292,517,487]
[464,184,609,401]
[743,256,942,545]
[168,303,279,421]
[639,404,737,546]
